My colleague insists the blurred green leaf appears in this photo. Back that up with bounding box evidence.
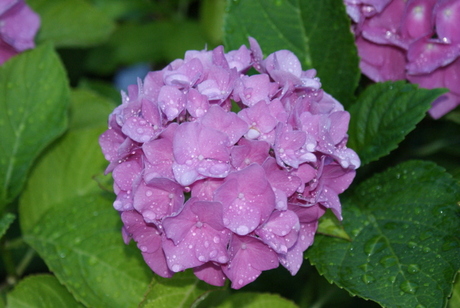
[139,270,220,308]
[445,110,460,125]
[69,89,117,130]
[0,213,15,239]
[20,91,151,307]
[348,81,447,166]
[195,291,298,308]
[307,160,460,308]
[7,274,84,308]
[79,79,121,104]
[0,44,69,211]
[29,0,115,47]
[200,0,226,45]
[90,0,154,20]
[19,128,108,233]
[86,20,208,75]
[223,0,359,106]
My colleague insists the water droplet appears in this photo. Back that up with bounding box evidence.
[407,264,420,274]
[236,225,249,235]
[407,241,418,249]
[358,263,373,272]
[172,264,182,272]
[419,231,433,241]
[442,238,459,251]
[361,274,375,284]
[364,235,387,256]
[400,281,418,294]
[380,255,397,268]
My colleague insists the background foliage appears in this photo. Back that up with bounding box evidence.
[0,0,459,307]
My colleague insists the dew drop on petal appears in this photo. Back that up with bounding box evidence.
[172,264,182,272]
[236,225,249,235]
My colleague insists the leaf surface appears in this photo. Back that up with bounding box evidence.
[0,44,69,210]
[20,90,151,308]
[223,0,359,106]
[7,274,84,308]
[348,81,447,165]
[307,160,460,308]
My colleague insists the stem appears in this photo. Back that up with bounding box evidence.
[309,287,338,308]
[16,247,35,277]
[0,239,18,286]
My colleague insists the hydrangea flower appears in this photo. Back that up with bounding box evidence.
[0,0,40,65]
[100,38,360,289]
[345,0,460,118]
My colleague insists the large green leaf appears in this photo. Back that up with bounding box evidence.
[139,270,220,308]
[28,0,115,47]
[307,160,460,308]
[7,274,84,308]
[0,44,70,210]
[348,81,447,166]
[223,0,359,106]
[19,89,151,307]
[23,194,150,308]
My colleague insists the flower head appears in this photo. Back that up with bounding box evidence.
[100,38,359,289]
[0,0,40,65]
[345,0,460,118]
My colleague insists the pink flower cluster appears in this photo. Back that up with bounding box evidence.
[0,0,40,65]
[345,0,460,118]
[99,38,360,289]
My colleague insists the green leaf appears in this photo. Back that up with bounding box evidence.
[445,110,460,125]
[23,194,150,308]
[348,81,447,166]
[195,291,298,308]
[19,91,151,307]
[200,0,226,45]
[90,0,154,20]
[86,20,208,75]
[7,274,84,308]
[19,128,107,233]
[0,44,70,211]
[317,210,350,241]
[28,0,115,47]
[307,160,460,308]
[78,79,121,104]
[0,213,15,239]
[450,273,460,308]
[139,270,220,308]
[223,0,359,106]
[69,89,117,130]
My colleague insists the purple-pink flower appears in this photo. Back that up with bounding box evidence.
[0,0,40,65]
[100,38,360,289]
[345,0,460,118]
